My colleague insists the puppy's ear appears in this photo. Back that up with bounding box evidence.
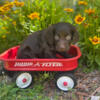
[71,26,79,44]
[45,25,55,47]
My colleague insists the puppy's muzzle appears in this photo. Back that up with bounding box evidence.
[56,40,70,52]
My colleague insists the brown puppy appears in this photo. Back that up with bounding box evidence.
[17,22,79,59]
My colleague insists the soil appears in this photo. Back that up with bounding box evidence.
[0,68,100,100]
[41,68,100,100]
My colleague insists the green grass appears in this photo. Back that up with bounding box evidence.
[0,72,78,100]
[0,0,100,83]
[0,83,46,100]
[0,72,56,100]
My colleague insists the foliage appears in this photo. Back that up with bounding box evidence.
[0,72,58,100]
[0,0,100,70]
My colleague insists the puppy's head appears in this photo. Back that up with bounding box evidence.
[45,22,79,52]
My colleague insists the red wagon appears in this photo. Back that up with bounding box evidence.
[0,45,81,91]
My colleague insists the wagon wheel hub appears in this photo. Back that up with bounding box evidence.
[63,81,68,86]
[22,78,27,83]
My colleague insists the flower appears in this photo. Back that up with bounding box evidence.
[14,1,24,7]
[14,0,18,1]
[6,32,10,34]
[3,16,10,20]
[78,1,88,6]
[13,10,19,14]
[4,2,14,8]
[0,7,3,12]
[0,2,14,13]
[12,21,16,26]
[1,27,7,30]
[93,15,99,19]
[0,6,10,12]
[74,14,85,24]
[83,23,90,28]
[64,8,74,12]
[2,35,6,39]
[85,9,95,15]
[28,12,40,20]
[89,36,100,45]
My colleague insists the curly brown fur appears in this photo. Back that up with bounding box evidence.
[17,22,79,59]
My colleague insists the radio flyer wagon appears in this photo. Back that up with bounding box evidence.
[0,45,81,92]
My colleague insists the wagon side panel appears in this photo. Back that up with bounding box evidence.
[4,59,78,71]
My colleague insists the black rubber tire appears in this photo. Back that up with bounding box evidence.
[0,67,3,75]
[0,62,5,75]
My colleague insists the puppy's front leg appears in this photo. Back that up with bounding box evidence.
[44,50,57,58]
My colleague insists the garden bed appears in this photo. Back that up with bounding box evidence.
[0,0,100,99]
[0,68,100,100]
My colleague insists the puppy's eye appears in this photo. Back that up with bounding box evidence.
[66,35,71,40]
[55,35,59,40]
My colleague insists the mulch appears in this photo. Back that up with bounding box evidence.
[0,68,100,100]
[43,68,100,100]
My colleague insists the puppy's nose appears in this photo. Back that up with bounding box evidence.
[60,45,66,51]
[60,45,66,49]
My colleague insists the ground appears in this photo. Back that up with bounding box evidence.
[42,68,100,100]
[0,68,100,100]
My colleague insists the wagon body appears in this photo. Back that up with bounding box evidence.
[0,45,81,71]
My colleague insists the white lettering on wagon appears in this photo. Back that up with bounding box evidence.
[14,62,33,67]
[42,62,63,67]
[14,62,63,67]
[34,62,40,67]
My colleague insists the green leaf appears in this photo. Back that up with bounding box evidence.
[95,55,100,66]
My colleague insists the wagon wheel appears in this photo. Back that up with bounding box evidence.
[14,72,33,89]
[55,72,76,92]
[0,60,4,75]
